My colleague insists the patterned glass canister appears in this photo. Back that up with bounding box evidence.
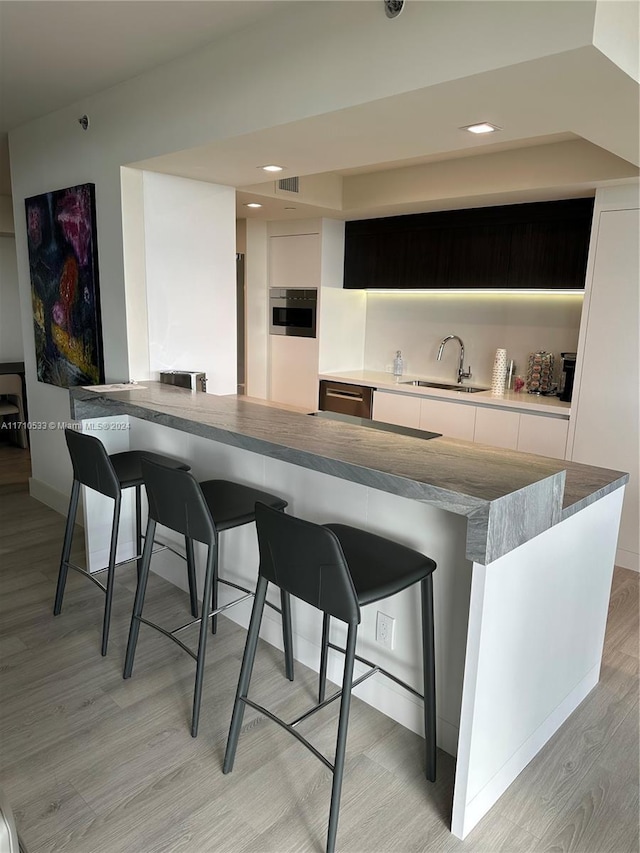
[526,351,555,394]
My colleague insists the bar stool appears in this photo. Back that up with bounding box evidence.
[0,374,28,448]
[223,503,437,853]
[123,458,294,738]
[53,428,194,656]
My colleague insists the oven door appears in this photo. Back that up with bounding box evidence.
[269,289,317,338]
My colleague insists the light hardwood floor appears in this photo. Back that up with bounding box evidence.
[1,441,638,853]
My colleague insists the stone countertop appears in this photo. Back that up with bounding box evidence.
[70,383,626,566]
[319,370,572,416]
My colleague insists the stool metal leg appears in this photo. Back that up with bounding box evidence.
[421,574,436,782]
[318,613,330,703]
[211,538,219,635]
[123,518,157,678]
[223,575,269,773]
[326,623,358,853]
[53,479,81,615]
[135,485,142,581]
[281,590,294,682]
[101,495,121,656]
[185,536,198,618]
[191,540,218,737]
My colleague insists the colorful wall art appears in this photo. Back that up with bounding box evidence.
[25,183,105,388]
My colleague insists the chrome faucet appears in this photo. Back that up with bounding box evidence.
[437,335,472,384]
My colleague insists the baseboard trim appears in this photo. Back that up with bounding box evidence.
[616,548,639,572]
[29,477,80,523]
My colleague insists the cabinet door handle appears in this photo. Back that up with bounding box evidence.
[326,389,364,401]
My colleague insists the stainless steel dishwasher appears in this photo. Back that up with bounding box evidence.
[318,380,373,418]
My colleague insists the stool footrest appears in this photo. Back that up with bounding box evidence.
[327,641,424,702]
[64,562,108,593]
[289,667,378,728]
[137,616,199,661]
[240,696,335,772]
[218,576,285,619]
[149,541,188,562]
[237,667,380,773]
[134,590,254,660]
[65,543,166,578]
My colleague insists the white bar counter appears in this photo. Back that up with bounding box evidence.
[69,382,627,839]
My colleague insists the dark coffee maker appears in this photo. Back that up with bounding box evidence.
[558,352,577,402]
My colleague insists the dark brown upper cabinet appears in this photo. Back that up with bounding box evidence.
[343,198,594,290]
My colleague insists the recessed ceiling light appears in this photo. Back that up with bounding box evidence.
[260,164,284,172]
[461,122,502,134]
[245,202,262,208]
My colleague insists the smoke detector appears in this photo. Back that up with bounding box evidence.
[384,0,404,19]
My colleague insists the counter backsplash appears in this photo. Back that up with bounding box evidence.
[364,292,582,387]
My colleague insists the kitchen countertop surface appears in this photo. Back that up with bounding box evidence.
[319,370,572,416]
[70,382,626,565]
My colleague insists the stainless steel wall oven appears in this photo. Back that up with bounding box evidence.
[269,288,317,338]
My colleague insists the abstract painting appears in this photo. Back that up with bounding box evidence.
[25,183,105,387]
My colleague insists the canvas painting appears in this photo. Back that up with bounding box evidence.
[25,183,105,388]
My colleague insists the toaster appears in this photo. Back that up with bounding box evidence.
[159,371,207,392]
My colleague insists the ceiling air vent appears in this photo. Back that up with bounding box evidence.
[277,176,299,193]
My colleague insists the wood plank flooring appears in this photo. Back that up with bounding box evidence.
[1,441,638,853]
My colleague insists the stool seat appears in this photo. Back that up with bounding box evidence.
[200,479,287,531]
[325,524,436,606]
[110,450,190,489]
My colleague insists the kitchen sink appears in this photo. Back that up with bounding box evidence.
[400,380,487,393]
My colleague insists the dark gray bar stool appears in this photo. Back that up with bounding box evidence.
[53,428,194,656]
[223,503,437,853]
[123,458,294,738]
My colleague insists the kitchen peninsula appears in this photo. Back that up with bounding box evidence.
[69,382,627,839]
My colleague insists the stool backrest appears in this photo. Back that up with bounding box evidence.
[0,374,22,397]
[255,503,360,625]
[65,428,120,499]
[142,458,216,546]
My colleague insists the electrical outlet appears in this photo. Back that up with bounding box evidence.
[376,611,396,650]
[385,364,393,373]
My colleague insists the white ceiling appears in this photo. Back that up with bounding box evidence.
[0,1,289,134]
[1,1,638,220]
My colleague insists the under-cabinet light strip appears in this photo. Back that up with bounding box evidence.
[367,289,584,295]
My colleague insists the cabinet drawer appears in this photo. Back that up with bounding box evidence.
[474,407,520,450]
[419,398,476,441]
[373,391,421,428]
[517,414,568,459]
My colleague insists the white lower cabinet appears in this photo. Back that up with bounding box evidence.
[372,390,421,428]
[474,406,520,450]
[372,389,569,458]
[419,398,476,441]
[517,413,568,459]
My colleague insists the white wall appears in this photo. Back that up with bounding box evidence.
[318,218,366,374]
[245,219,269,399]
[0,195,14,235]
[568,182,639,571]
[143,172,237,394]
[593,0,640,82]
[364,293,583,386]
[0,236,23,362]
